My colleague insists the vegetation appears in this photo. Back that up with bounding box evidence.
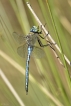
[0,0,71,106]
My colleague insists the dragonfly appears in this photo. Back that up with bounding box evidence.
[13,26,55,94]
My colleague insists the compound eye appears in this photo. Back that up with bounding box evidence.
[33,26,35,28]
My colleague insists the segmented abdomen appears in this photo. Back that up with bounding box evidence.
[25,46,33,93]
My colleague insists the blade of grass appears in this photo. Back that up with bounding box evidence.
[46,0,71,105]
[46,0,71,86]
[9,0,30,34]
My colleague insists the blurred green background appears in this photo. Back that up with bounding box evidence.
[0,0,71,106]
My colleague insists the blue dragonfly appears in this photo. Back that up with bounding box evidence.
[13,26,55,94]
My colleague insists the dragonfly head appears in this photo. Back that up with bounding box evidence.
[30,26,39,33]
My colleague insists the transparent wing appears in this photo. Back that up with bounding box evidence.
[30,33,38,44]
[17,44,45,58]
[17,43,27,58]
[13,32,26,44]
[32,46,46,58]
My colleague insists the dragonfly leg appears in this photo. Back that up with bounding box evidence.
[37,24,47,34]
[37,36,64,66]
[47,40,56,45]
[38,26,56,45]
[40,23,47,32]
[39,33,56,46]
[37,37,55,51]
[39,33,49,39]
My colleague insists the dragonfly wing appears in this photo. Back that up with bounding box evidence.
[31,33,38,44]
[17,43,27,58]
[13,32,26,44]
[32,46,46,58]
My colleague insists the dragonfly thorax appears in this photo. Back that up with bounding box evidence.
[26,33,37,45]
